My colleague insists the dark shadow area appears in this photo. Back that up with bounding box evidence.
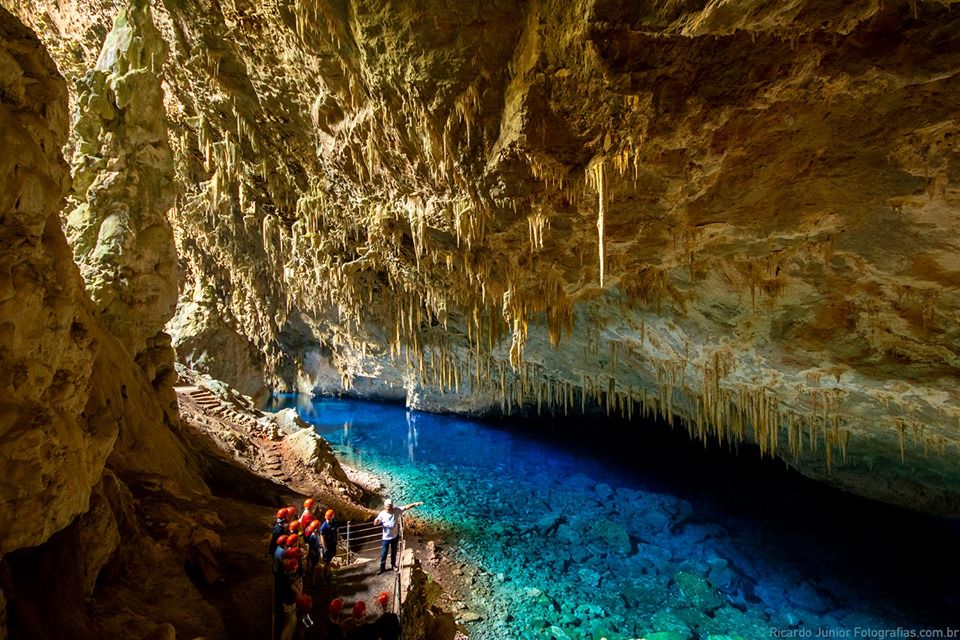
[490,408,960,626]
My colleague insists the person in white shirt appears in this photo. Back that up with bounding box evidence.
[374,498,423,574]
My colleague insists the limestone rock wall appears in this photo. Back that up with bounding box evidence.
[0,6,207,637]
[0,3,108,555]
[9,0,960,513]
[167,297,269,400]
[64,0,179,389]
[157,0,960,513]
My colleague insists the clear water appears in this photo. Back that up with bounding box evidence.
[265,396,960,640]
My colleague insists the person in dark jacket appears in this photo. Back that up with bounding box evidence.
[268,508,290,556]
[305,520,322,587]
[373,591,401,640]
[278,558,301,640]
[319,509,340,584]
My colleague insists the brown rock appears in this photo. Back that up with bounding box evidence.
[140,624,176,640]
[0,3,108,555]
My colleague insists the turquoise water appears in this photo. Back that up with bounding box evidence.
[265,396,960,640]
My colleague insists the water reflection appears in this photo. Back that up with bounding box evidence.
[406,411,419,463]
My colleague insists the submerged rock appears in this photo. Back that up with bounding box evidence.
[673,572,724,611]
[645,632,694,640]
[595,519,633,554]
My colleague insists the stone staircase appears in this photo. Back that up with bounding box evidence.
[177,385,292,485]
[182,385,266,433]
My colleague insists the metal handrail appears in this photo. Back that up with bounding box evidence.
[346,531,383,540]
[394,515,405,623]
[331,515,409,627]
[336,519,388,563]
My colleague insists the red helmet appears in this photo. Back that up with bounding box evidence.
[288,520,302,533]
[325,509,335,520]
[276,508,288,519]
[287,534,299,546]
[307,520,320,534]
[282,558,299,574]
[352,601,366,619]
[376,591,390,607]
[296,593,313,614]
[276,535,289,547]
[304,498,315,509]
[328,597,344,616]
[284,547,303,559]
[285,506,297,517]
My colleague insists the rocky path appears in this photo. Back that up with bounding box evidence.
[179,384,297,486]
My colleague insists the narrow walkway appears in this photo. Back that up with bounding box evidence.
[306,554,400,614]
[173,383,394,639]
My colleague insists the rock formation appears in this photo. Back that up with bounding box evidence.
[4,0,960,519]
[0,6,216,638]
[3,0,960,635]
[0,0,94,557]
[7,0,960,514]
[64,0,179,390]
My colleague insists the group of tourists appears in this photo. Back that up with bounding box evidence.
[323,593,401,640]
[269,498,339,639]
[268,496,420,640]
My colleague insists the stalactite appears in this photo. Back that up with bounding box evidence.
[586,157,607,288]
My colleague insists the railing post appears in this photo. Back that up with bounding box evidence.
[346,521,351,564]
[395,516,404,619]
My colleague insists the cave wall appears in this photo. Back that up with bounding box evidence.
[8,0,960,513]
[64,0,179,389]
[0,5,209,638]
[0,0,99,557]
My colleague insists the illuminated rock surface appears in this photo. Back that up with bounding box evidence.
[4,0,960,636]
[15,0,958,511]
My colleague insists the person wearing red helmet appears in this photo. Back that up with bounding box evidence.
[340,600,371,638]
[284,546,303,560]
[295,592,312,614]
[288,519,302,534]
[319,509,340,585]
[295,592,315,634]
[272,541,298,639]
[277,558,302,640]
[373,590,400,640]
[268,508,289,557]
[305,519,322,587]
[272,535,290,576]
[302,497,316,521]
[324,597,346,640]
[328,597,344,617]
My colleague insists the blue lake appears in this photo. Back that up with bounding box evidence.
[265,396,960,639]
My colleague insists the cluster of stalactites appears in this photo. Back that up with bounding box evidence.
[390,340,873,472]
